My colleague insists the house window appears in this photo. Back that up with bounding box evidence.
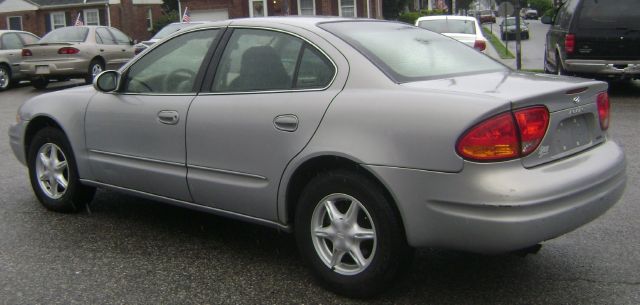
[7,16,23,30]
[51,12,66,29]
[249,0,267,17]
[84,9,99,26]
[298,0,315,15]
[339,0,356,17]
[146,8,153,30]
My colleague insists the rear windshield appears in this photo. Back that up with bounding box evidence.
[417,19,476,35]
[40,27,89,43]
[577,0,640,29]
[320,21,505,83]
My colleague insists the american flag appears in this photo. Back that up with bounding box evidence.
[74,12,83,26]
[182,7,191,23]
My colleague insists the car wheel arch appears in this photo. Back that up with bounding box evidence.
[282,154,406,240]
[24,116,66,159]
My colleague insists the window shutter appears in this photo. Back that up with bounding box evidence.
[99,8,106,26]
[45,14,51,32]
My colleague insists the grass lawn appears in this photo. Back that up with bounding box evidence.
[482,26,514,59]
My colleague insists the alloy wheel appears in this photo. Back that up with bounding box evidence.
[35,143,69,199]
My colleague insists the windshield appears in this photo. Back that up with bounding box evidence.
[417,19,476,35]
[320,21,505,82]
[577,0,640,29]
[151,23,194,40]
[40,27,89,43]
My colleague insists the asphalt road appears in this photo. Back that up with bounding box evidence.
[1,81,639,304]
[486,17,551,70]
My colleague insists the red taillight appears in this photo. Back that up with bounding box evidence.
[22,49,32,56]
[474,39,486,51]
[565,34,575,54]
[457,106,550,161]
[597,92,610,130]
[58,47,80,55]
[514,106,549,155]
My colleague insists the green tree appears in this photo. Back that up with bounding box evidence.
[525,0,553,12]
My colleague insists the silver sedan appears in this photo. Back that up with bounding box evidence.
[8,18,626,297]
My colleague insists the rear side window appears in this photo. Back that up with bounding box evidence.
[577,0,640,29]
[18,33,39,45]
[320,21,505,83]
[40,27,89,43]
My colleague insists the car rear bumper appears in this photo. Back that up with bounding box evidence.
[20,58,90,78]
[564,60,640,78]
[365,140,626,254]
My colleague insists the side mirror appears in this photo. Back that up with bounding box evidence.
[541,15,553,24]
[94,70,120,92]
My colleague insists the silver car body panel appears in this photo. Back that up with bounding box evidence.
[10,18,627,253]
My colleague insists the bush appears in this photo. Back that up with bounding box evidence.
[398,9,449,25]
[151,10,179,35]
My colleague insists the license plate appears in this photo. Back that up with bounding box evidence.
[553,115,591,152]
[35,65,50,75]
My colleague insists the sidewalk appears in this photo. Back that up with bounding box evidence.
[484,40,516,69]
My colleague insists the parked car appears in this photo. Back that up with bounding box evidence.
[478,9,496,23]
[134,21,210,55]
[523,9,539,20]
[10,18,626,298]
[542,0,640,80]
[0,30,39,91]
[500,17,530,40]
[20,26,135,89]
[415,15,487,52]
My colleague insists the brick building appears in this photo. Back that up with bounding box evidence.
[0,0,164,41]
[178,0,383,20]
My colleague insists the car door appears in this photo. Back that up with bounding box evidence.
[94,27,122,69]
[0,33,25,75]
[85,28,222,201]
[108,27,135,66]
[186,27,345,221]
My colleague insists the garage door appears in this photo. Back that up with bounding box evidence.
[190,9,229,21]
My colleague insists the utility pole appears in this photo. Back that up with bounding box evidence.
[515,0,522,70]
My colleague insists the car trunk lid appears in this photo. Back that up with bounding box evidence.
[23,42,76,61]
[402,71,609,168]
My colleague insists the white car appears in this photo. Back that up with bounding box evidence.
[415,15,487,52]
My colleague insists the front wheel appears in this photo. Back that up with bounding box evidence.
[27,127,95,213]
[295,170,413,297]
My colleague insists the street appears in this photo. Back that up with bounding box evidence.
[1,75,639,303]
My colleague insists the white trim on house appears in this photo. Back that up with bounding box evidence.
[248,0,268,17]
[146,8,153,30]
[50,11,66,30]
[131,0,163,4]
[6,16,23,30]
[0,0,37,14]
[83,9,100,25]
[338,0,357,17]
[297,0,315,16]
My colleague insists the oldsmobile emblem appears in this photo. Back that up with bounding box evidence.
[573,96,581,104]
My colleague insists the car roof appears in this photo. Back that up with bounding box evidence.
[415,15,478,22]
[183,16,369,31]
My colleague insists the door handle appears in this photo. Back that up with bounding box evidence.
[273,114,298,132]
[158,110,179,125]
[100,49,104,52]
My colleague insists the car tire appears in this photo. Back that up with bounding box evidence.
[27,127,96,213]
[32,77,49,90]
[0,64,13,91]
[294,170,413,298]
[85,59,104,84]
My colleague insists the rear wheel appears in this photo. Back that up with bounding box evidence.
[85,59,104,84]
[295,170,413,297]
[32,77,49,90]
[27,127,95,213]
[0,64,13,91]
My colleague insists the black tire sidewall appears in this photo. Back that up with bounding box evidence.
[86,60,103,84]
[27,128,87,212]
[0,65,11,91]
[295,170,409,297]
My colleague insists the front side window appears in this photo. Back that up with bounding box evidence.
[320,21,505,82]
[339,0,356,17]
[1,33,23,50]
[51,12,66,30]
[298,0,315,16]
[212,29,334,92]
[109,28,131,45]
[124,29,220,94]
[84,9,100,26]
[8,16,22,30]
